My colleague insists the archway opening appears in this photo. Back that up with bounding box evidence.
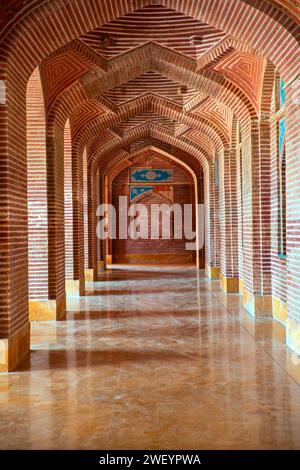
[105,149,203,267]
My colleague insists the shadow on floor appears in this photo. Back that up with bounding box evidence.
[19,347,192,372]
[66,308,222,321]
[83,287,199,296]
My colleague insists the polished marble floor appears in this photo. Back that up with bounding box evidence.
[1,265,300,449]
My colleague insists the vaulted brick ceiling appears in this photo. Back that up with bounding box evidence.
[102,72,202,107]
[39,2,268,169]
[1,1,299,38]
[79,5,227,60]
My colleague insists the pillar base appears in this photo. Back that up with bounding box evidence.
[286,319,300,356]
[98,260,105,272]
[0,324,30,372]
[85,269,94,282]
[205,264,220,280]
[29,293,66,321]
[105,255,112,266]
[220,273,239,293]
[243,290,272,317]
[66,278,85,297]
[272,296,287,325]
[93,268,98,282]
[198,260,205,269]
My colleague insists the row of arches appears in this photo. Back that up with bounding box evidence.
[25,60,284,313]
[0,0,299,372]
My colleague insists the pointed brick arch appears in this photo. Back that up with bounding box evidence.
[72,98,225,155]
[47,45,254,132]
[90,124,211,171]
[1,0,299,81]
[85,124,212,276]
[93,143,203,271]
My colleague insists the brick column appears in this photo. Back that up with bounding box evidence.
[64,120,74,292]
[71,142,85,296]
[219,135,239,293]
[0,80,30,371]
[204,161,220,279]
[236,136,244,294]
[285,81,300,355]
[259,116,272,296]
[64,122,85,297]
[104,176,113,268]
[97,173,106,272]
[46,122,66,320]
[242,118,272,316]
[83,149,93,281]
[197,173,205,269]
[87,161,99,281]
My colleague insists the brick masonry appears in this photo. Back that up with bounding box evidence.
[0,0,300,370]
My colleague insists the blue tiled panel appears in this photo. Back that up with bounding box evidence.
[279,117,286,159]
[130,186,153,201]
[280,79,285,107]
[130,168,173,183]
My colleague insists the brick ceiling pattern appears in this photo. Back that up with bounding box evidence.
[79,5,227,60]
[211,50,264,110]
[36,3,275,171]
[1,1,299,43]
[102,72,202,106]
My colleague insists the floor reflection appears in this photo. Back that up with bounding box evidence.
[0,265,300,449]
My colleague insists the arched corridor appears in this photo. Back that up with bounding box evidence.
[0,0,300,451]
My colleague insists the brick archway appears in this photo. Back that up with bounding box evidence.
[1,0,299,81]
[99,145,203,269]
[86,127,212,280]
